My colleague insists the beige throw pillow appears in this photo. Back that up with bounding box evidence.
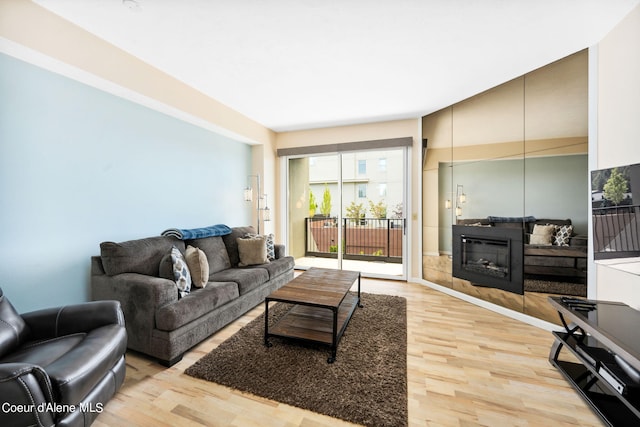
[529,233,552,245]
[530,224,556,245]
[185,245,209,288]
[237,236,269,266]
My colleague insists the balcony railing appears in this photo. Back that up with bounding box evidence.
[305,217,404,263]
[592,204,640,259]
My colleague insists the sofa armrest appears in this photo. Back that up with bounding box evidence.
[91,272,177,310]
[91,272,178,352]
[274,244,286,259]
[0,363,56,427]
[21,301,125,340]
[569,235,588,247]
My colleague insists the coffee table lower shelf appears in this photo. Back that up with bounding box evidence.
[265,293,359,363]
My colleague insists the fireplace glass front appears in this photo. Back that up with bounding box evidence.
[452,225,524,294]
[461,236,510,279]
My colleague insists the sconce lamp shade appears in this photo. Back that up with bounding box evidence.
[244,174,271,233]
[455,206,462,217]
[445,199,452,209]
[459,192,466,203]
[244,187,253,202]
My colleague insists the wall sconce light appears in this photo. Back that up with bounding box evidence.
[244,173,271,234]
[445,184,467,217]
[455,184,466,217]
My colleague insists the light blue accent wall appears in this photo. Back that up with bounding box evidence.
[0,53,253,312]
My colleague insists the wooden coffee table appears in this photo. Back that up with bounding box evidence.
[264,268,362,363]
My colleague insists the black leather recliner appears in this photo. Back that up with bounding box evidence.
[0,287,127,427]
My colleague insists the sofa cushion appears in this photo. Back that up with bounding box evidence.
[238,235,269,266]
[209,268,269,295]
[159,253,173,280]
[222,226,257,267]
[186,236,231,275]
[101,236,185,276]
[0,289,30,359]
[170,246,192,298]
[155,282,239,331]
[185,245,209,288]
[247,256,295,279]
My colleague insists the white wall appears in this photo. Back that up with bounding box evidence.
[593,4,640,308]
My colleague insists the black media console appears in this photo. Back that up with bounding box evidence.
[548,296,640,426]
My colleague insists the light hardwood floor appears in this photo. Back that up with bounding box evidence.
[94,278,603,427]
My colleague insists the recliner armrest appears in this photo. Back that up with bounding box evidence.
[21,300,125,340]
[0,363,56,427]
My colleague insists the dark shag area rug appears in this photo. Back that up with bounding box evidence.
[185,292,408,427]
[524,278,587,296]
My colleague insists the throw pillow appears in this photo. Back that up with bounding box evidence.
[237,235,269,266]
[529,224,556,245]
[186,236,231,274]
[554,224,573,246]
[170,246,191,298]
[185,245,209,288]
[265,233,276,261]
[242,232,275,260]
[529,233,552,245]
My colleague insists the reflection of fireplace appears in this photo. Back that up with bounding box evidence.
[462,236,509,278]
[453,225,523,294]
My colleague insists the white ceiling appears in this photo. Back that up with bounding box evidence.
[33,0,640,132]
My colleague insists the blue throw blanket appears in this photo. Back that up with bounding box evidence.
[161,224,232,240]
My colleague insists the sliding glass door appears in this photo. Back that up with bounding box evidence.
[287,154,340,271]
[286,147,407,279]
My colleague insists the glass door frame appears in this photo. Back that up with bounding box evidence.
[281,146,409,281]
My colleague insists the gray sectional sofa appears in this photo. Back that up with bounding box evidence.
[91,226,294,366]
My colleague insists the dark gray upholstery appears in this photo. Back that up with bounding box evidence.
[186,236,231,274]
[91,226,294,366]
[222,225,257,266]
[100,236,184,276]
[247,256,296,279]
[155,282,239,331]
[209,268,269,295]
[0,288,127,427]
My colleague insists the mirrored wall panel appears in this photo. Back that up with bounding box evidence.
[422,49,588,324]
